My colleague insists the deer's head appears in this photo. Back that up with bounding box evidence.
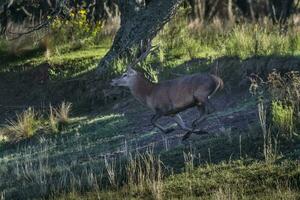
[111,67,138,87]
[111,40,154,88]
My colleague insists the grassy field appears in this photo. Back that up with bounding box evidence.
[1,14,300,199]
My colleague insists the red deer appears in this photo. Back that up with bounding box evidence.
[111,43,223,140]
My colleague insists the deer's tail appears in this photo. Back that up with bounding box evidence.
[208,75,224,99]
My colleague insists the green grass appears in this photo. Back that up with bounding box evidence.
[0,112,130,199]
[154,16,300,61]
[0,46,108,78]
[1,96,300,199]
[55,160,300,200]
[272,101,294,137]
[1,13,300,200]
[164,160,300,199]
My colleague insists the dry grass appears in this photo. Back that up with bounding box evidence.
[49,104,59,133]
[126,151,163,199]
[4,107,40,141]
[56,102,72,125]
[49,102,72,132]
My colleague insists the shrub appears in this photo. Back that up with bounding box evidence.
[50,8,103,53]
[267,71,300,135]
[272,101,294,137]
[49,102,72,132]
[5,107,40,141]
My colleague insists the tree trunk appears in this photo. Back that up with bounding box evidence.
[270,0,294,24]
[94,0,183,78]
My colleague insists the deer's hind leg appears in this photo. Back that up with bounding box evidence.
[192,104,208,128]
[181,97,210,141]
[173,114,207,141]
[151,114,175,134]
[192,91,211,127]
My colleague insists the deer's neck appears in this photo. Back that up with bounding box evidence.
[130,75,154,105]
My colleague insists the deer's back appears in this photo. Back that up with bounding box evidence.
[149,74,218,114]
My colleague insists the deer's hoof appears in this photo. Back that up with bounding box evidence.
[182,132,192,141]
[164,127,175,134]
[194,130,209,135]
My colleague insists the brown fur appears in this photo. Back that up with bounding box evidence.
[111,69,223,139]
[130,72,223,115]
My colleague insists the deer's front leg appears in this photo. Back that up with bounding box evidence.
[174,114,207,133]
[173,114,208,141]
[174,114,193,132]
[151,114,175,134]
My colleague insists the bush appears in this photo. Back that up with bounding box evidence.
[49,102,72,132]
[5,107,40,141]
[50,8,104,54]
[268,71,300,130]
[272,101,294,137]
[252,71,300,138]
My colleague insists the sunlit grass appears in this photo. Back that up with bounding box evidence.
[56,160,300,200]
[4,107,40,141]
[272,101,294,137]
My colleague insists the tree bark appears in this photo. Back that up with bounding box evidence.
[269,0,294,24]
[94,0,183,79]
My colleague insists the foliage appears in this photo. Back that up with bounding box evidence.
[50,8,104,54]
[268,71,300,112]
[272,101,294,137]
[0,37,8,54]
[111,57,127,76]
[155,17,300,61]
[267,71,300,137]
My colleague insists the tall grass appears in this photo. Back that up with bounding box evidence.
[154,17,300,62]
[55,102,72,126]
[126,151,163,199]
[272,101,294,137]
[48,102,72,132]
[49,104,59,133]
[1,101,72,143]
[5,107,40,141]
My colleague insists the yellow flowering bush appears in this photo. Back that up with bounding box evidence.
[50,8,103,51]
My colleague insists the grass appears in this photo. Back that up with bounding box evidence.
[49,102,72,133]
[154,18,300,64]
[0,111,130,199]
[163,160,300,199]
[1,9,300,200]
[1,96,300,199]
[55,102,72,128]
[55,160,300,200]
[49,105,59,133]
[0,46,109,79]
[272,101,294,137]
[4,107,40,141]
